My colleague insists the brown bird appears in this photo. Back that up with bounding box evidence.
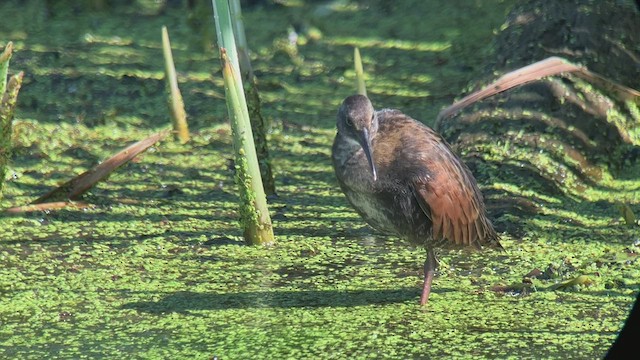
[332,94,501,305]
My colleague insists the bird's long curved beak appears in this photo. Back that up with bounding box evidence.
[359,128,377,181]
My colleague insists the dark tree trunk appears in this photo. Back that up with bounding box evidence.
[437,0,640,234]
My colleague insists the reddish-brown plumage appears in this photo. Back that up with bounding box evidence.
[332,94,501,305]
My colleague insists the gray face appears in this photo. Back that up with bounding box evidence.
[337,94,377,138]
[337,95,378,181]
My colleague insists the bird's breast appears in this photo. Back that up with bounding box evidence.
[342,188,404,237]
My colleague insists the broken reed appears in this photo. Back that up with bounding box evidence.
[161,26,190,143]
[354,47,366,96]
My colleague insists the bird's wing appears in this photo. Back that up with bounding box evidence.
[410,142,495,248]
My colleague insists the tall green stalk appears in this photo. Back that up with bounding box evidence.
[228,0,275,195]
[0,42,11,96]
[228,0,251,79]
[212,0,274,245]
[212,0,240,75]
[161,26,190,143]
[1,42,24,199]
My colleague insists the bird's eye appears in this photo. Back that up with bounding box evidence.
[345,117,353,127]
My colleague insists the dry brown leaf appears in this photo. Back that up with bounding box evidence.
[5,201,92,214]
[32,131,168,204]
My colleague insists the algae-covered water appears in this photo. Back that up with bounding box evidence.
[1,1,638,359]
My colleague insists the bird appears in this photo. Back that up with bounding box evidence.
[331,94,502,305]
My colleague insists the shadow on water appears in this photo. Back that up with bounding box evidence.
[119,288,434,313]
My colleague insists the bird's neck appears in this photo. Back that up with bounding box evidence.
[333,131,362,161]
[332,131,379,189]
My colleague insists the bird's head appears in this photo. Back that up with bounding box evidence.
[337,95,378,181]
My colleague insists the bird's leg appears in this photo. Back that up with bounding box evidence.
[420,250,437,306]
